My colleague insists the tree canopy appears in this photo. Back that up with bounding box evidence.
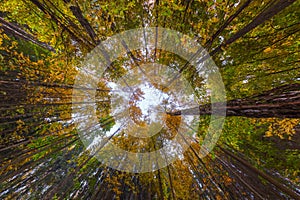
[0,0,299,199]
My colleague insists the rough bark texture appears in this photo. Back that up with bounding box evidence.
[170,84,300,118]
[219,147,300,199]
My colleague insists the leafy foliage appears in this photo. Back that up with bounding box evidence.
[0,0,299,199]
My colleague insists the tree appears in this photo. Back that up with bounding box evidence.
[0,0,299,199]
[169,83,300,118]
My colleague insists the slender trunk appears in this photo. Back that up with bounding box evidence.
[0,17,55,52]
[220,147,300,199]
[210,0,296,56]
[29,0,94,49]
[0,137,78,183]
[63,0,97,44]
[167,0,296,89]
[205,0,253,49]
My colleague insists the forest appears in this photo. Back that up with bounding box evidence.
[0,0,299,199]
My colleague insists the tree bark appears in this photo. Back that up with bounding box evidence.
[0,17,55,52]
[219,147,300,199]
[210,0,297,56]
[29,0,94,49]
[68,4,97,44]
[169,84,300,118]
[205,0,253,49]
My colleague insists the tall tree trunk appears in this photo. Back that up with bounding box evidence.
[210,0,297,56]
[29,0,94,49]
[63,0,97,44]
[0,17,55,52]
[219,147,300,199]
[169,84,300,118]
[205,0,253,49]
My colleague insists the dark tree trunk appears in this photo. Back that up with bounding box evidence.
[205,0,253,49]
[0,17,55,52]
[68,5,97,44]
[210,0,297,56]
[219,147,300,199]
[169,84,300,118]
[29,0,94,49]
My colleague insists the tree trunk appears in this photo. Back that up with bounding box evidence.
[0,17,55,52]
[65,1,98,44]
[169,84,300,118]
[219,146,300,199]
[205,0,253,49]
[210,0,296,56]
[29,0,94,49]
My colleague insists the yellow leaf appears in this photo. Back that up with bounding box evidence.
[263,47,272,53]
[211,17,219,23]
